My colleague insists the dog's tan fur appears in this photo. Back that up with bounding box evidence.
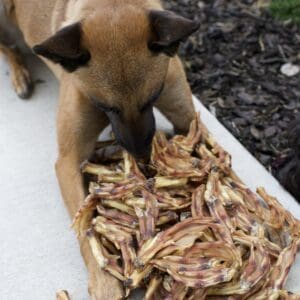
[1,0,197,298]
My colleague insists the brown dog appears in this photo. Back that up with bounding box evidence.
[1,0,198,298]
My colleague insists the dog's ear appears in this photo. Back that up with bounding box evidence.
[148,10,200,56]
[32,22,90,72]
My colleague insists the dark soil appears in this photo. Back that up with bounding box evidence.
[163,0,300,201]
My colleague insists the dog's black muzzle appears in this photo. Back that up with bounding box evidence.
[107,109,156,159]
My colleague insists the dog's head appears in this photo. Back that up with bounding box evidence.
[33,7,199,157]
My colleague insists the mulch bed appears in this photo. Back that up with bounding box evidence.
[163,0,300,201]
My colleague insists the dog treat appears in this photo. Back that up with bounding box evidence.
[56,290,70,300]
[73,113,300,299]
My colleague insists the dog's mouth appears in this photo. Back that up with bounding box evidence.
[108,110,156,159]
[112,125,155,159]
[89,96,156,158]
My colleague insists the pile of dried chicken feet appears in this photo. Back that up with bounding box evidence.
[73,114,300,299]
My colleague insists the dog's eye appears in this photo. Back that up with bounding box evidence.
[109,107,121,115]
[140,84,165,113]
[104,105,121,116]
[91,98,121,116]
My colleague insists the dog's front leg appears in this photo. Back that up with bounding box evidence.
[0,44,33,99]
[155,56,195,134]
[55,82,123,300]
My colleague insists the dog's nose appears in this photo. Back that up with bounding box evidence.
[108,108,156,159]
[132,143,152,159]
[120,132,153,159]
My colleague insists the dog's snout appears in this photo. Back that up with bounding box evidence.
[109,110,156,158]
[119,128,154,158]
[145,131,154,146]
[131,143,152,159]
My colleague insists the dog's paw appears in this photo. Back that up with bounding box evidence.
[11,65,33,99]
[88,267,123,300]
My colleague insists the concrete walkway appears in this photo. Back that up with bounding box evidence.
[0,55,299,300]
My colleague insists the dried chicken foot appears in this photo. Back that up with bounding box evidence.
[157,211,178,226]
[191,184,209,218]
[97,204,138,228]
[123,151,146,182]
[152,241,240,288]
[223,177,285,229]
[92,216,136,276]
[89,181,143,200]
[205,171,234,233]
[247,239,300,300]
[171,112,202,153]
[72,194,98,236]
[160,265,236,289]
[136,217,230,267]
[156,191,191,211]
[196,144,230,172]
[194,118,231,172]
[187,288,207,300]
[144,276,163,300]
[151,131,208,179]
[208,242,270,295]
[233,230,281,257]
[56,290,71,300]
[87,229,125,281]
[81,160,124,182]
[265,238,300,290]
[164,281,188,300]
[134,190,159,240]
[125,197,172,211]
[247,288,299,300]
[257,187,300,236]
[101,199,136,216]
[124,265,153,289]
[125,197,146,209]
[100,236,119,255]
[278,291,300,300]
[154,176,188,188]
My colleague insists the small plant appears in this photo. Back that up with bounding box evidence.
[270,0,300,23]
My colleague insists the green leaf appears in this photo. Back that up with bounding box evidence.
[270,0,300,23]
